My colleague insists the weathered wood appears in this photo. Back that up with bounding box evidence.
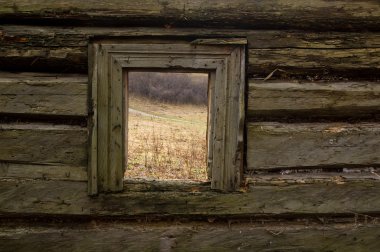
[92,41,244,192]
[246,173,380,186]
[1,46,379,77]
[1,222,380,252]
[2,26,380,49]
[0,124,87,166]
[2,26,379,76]
[247,123,380,170]
[0,1,379,31]
[88,44,98,195]
[0,72,88,116]
[1,178,380,216]
[0,163,87,181]
[3,74,379,120]
[0,46,87,73]
[248,80,380,119]
[249,48,380,77]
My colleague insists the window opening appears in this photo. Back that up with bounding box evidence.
[125,71,209,181]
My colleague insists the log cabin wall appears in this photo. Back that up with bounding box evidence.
[1,1,380,250]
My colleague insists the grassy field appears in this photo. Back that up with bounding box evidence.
[124,95,208,181]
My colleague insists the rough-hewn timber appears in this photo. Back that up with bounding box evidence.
[0,72,88,116]
[1,222,380,252]
[249,48,380,77]
[246,173,380,186]
[247,123,380,170]
[2,46,379,77]
[0,124,87,166]
[1,178,380,217]
[2,72,380,121]
[0,47,87,73]
[0,1,379,31]
[248,81,380,120]
[0,163,87,181]
[2,26,380,49]
[1,26,379,76]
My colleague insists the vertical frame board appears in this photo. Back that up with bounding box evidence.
[90,39,246,193]
[88,43,98,195]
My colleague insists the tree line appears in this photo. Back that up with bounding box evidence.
[128,72,208,105]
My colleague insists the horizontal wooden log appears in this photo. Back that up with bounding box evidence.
[249,48,380,77]
[2,46,379,77]
[0,72,88,116]
[2,26,380,49]
[0,46,87,73]
[0,163,87,181]
[1,179,380,217]
[246,173,380,186]
[1,75,379,122]
[248,80,380,119]
[0,1,379,31]
[247,123,380,170]
[0,124,88,166]
[1,222,380,251]
[1,26,379,76]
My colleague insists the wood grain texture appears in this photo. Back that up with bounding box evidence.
[248,80,380,119]
[249,48,380,77]
[0,72,88,116]
[0,46,87,73]
[2,26,380,49]
[247,122,380,170]
[0,124,87,166]
[1,26,379,76]
[1,178,380,217]
[1,222,380,252]
[92,42,244,192]
[0,1,379,30]
[1,46,379,77]
[0,163,87,181]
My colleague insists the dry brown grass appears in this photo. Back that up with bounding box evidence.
[124,96,208,181]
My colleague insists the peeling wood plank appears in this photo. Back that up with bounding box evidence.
[1,179,380,216]
[0,1,379,31]
[1,222,380,252]
[0,72,88,116]
[247,122,380,170]
[0,123,88,167]
[0,163,87,181]
[247,80,380,119]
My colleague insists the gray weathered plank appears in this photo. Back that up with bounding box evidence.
[1,222,380,252]
[0,124,88,166]
[0,72,88,116]
[247,122,380,170]
[246,172,380,186]
[0,163,87,181]
[249,48,380,77]
[0,1,379,30]
[2,46,379,77]
[2,26,380,49]
[1,178,380,216]
[0,46,87,72]
[248,80,380,119]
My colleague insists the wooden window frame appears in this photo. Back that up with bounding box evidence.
[89,39,246,195]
